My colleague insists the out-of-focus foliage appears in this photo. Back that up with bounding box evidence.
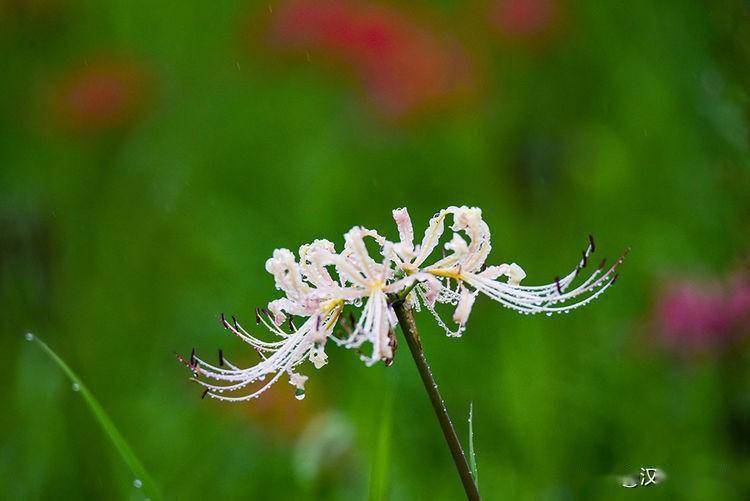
[1,0,750,499]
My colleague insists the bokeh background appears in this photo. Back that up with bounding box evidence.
[2,0,750,499]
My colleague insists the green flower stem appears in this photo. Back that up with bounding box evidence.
[391,299,481,501]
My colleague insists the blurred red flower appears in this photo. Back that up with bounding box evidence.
[49,58,152,134]
[656,274,750,354]
[266,0,475,119]
[489,0,562,41]
[243,382,316,438]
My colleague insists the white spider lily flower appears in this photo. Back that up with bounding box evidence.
[390,206,626,336]
[180,205,624,403]
[179,299,343,402]
[319,226,431,366]
[181,229,430,401]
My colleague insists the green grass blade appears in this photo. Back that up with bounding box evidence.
[26,333,162,500]
[468,402,478,488]
[368,378,394,501]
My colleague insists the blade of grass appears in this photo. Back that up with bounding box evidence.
[26,333,162,500]
[368,377,394,501]
[468,402,478,488]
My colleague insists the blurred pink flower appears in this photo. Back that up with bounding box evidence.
[49,58,153,134]
[489,0,562,41]
[266,0,475,119]
[656,273,750,353]
[728,274,750,322]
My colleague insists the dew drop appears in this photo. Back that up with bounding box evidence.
[546,312,553,317]
[72,383,80,392]
[133,479,142,489]
[294,388,306,400]
[25,332,34,342]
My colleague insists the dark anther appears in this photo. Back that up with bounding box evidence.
[190,348,196,366]
[581,250,588,268]
[383,329,398,367]
[201,388,209,399]
[255,308,261,325]
[175,352,192,370]
[349,312,356,327]
[287,316,295,332]
[588,234,596,253]
[555,277,562,294]
[232,315,239,329]
[611,274,620,286]
[339,317,349,333]
[218,349,224,366]
[598,258,607,270]
[315,315,321,330]
[388,328,398,359]
[220,313,228,329]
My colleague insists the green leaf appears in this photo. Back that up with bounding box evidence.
[368,378,394,501]
[468,402,478,489]
[26,333,162,500]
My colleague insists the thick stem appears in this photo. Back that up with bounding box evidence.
[391,299,481,501]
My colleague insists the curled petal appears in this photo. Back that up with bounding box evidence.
[265,248,312,300]
[453,287,477,326]
[506,263,527,286]
[299,239,339,289]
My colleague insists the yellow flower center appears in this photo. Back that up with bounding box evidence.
[427,268,463,281]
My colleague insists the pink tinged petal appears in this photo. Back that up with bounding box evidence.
[392,207,415,259]
[423,277,440,305]
[453,288,477,325]
[267,299,289,325]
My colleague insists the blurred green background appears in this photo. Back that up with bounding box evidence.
[2,0,750,499]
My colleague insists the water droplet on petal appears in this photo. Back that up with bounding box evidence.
[72,383,80,392]
[133,479,142,489]
[25,332,34,341]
